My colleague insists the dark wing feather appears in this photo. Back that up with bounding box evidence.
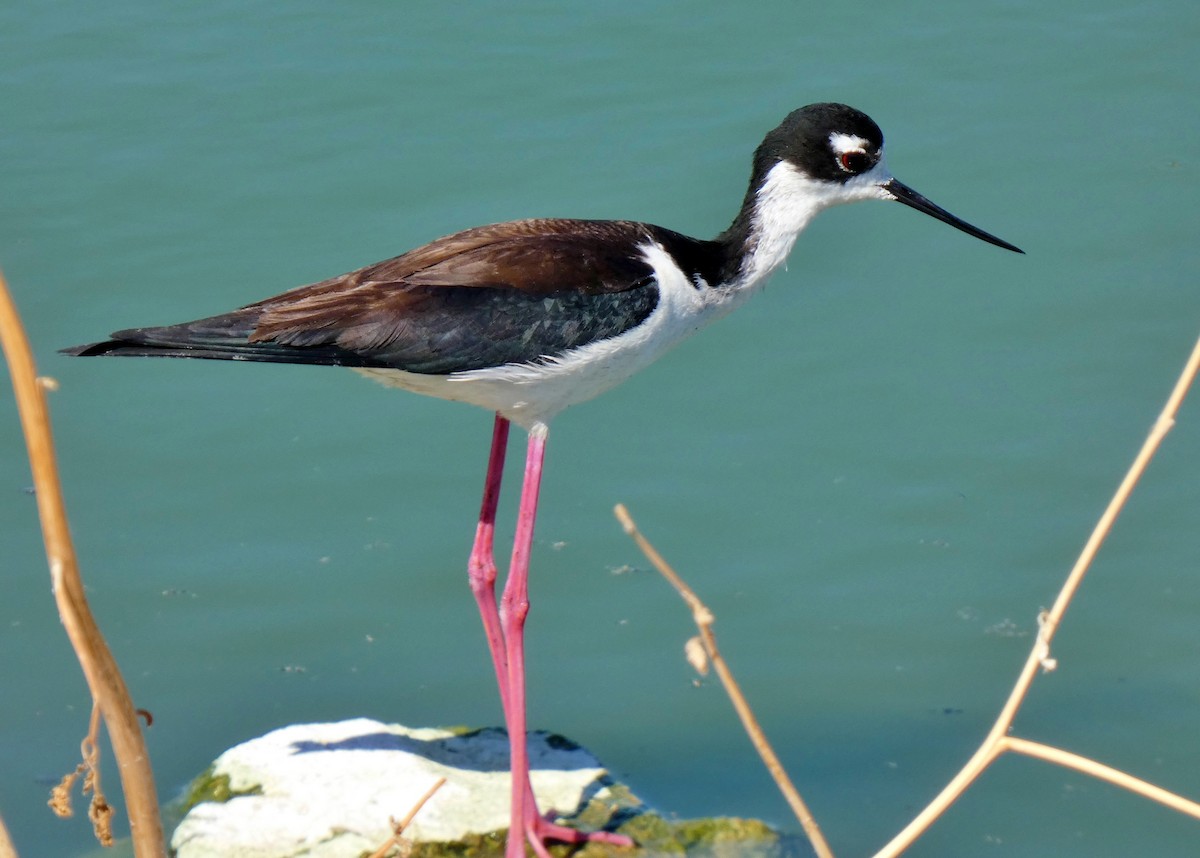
[63,218,681,373]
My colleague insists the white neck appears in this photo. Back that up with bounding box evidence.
[736,159,892,289]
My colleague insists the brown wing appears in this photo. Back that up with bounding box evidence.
[64,218,690,374]
[246,218,662,352]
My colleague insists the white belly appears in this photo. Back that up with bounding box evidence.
[354,241,756,429]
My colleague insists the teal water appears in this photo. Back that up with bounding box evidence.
[2,2,1198,856]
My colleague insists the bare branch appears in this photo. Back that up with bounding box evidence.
[1000,737,1200,820]
[614,504,835,858]
[365,777,447,858]
[0,268,165,856]
[0,810,18,858]
[873,331,1200,857]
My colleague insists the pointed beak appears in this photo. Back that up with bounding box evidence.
[883,178,1023,254]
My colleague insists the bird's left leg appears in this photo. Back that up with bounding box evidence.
[500,423,633,857]
[498,422,545,858]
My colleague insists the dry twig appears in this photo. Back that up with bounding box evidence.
[366,777,447,858]
[1000,737,1200,819]
[0,268,165,856]
[873,331,1200,857]
[0,812,17,858]
[614,504,836,858]
[614,332,1200,858]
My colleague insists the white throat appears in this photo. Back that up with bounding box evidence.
[737,158,892,289]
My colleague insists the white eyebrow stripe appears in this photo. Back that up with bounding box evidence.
[828,131,870,154]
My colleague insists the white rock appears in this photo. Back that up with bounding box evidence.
[170,718,630,858]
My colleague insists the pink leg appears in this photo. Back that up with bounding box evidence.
[467,414,512,711]
[467,416,545,855]
[499,424,633,856]
[499,423,546,858]
[473,417,633,857]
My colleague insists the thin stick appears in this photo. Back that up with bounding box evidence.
[1000,737,1200,820]
[365,777,447,858]
[873,332,1200,858]
[614,504,836,858]
[0,269,165,857]
[0,811,17,858]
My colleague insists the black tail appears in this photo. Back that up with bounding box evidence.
[61,310,382,368]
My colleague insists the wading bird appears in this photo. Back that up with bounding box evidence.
[65,102,1021,858]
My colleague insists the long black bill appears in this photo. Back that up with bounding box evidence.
[884,178,1023,254]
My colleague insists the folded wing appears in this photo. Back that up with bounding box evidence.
[63,219,672,374]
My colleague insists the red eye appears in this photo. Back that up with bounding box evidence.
[839,150,870,173]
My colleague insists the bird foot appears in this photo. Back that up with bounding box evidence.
[531,813,634,848]
[518,808,635,857]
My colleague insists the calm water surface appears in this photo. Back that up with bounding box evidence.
[2,2,1198,856]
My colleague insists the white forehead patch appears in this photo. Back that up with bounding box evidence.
[828,132,870,155]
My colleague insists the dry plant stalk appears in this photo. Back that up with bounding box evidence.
[365,777,447,858]
[999,737,1200,819]
[0,812,17,858]
[873,332,1200,857]
[0,269,166,857]
[616,330,1200,858]
[613,504,836,858]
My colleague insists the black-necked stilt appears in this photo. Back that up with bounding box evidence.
[64,102,1021,858]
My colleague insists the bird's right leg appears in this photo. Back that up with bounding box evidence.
[468,414,512,707]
